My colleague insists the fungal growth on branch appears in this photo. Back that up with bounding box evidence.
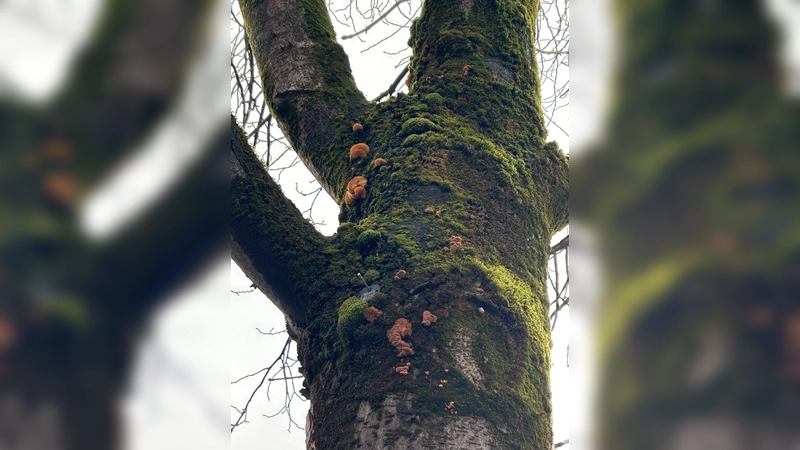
[422,310,438,326]
[344,176,368,205]
[363,306,383,322]
[373,157,387,167]
[349,143,369,160]
[395,362,411,375]
[444,236,463,252]
[387,318,414,357]
[351,123,363,132]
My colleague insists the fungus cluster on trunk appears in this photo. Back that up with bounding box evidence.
[387,318,414,357]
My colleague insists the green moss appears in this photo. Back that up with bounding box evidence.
[362,269,380,283]
[337,296,368,341]
[423,93,444,105]
[400,117,440,136]
[356,229,383,250]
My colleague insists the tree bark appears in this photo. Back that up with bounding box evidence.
[235,0,568,447]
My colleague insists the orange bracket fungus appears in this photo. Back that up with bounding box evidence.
[387,318,414,357]
[395,362,411,375]
[352,186,367,200]
[344,176,368,205]
[393,269,407,280]
[373,157,387,167]
[352,123,363,132]
[349,143,370,160]
[443,236,463,252]
[363,306,383,322]
[422,310,438,326]
[43,138,72,162]
[44,173,78,206]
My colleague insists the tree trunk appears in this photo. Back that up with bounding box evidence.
[574,1,800,449]
[232,0,568,447]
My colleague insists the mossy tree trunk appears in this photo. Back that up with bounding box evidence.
[574,1,800,449]
[233,0,568,448]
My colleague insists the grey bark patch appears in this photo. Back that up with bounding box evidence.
[355,394,498,449]
[306,402,317,449]
[524,38,534,70]
[448,329,485,389]
[245,0,323,97]
[485,57,514,83]
[460,0,474,19]
[231,150,246,179]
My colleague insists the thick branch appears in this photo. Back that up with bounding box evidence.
[239,0,367,200]
[60,0,210,183]
[231,117,328,328]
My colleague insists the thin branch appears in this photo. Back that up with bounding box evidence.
[537,49,569,55]
[341,0,410,39]
[231,287,256,295]
[372,66,409,102]
[231,337,292,432]
[268,375,304,381]
[550,235,569,254]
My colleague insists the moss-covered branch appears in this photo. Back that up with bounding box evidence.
[231,117,329,328]
[238,0,367,200]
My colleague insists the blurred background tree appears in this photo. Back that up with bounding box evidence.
[0,0,228,448]
[573,0,800,448]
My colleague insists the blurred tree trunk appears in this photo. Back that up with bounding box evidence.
[574,1,800,449]
[0,1,225,449]
[232,0,568,447]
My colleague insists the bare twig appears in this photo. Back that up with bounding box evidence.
[231,337,292,432]
[341,0,410,39]
[372,66,410,102]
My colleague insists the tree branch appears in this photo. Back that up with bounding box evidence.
[372,66,409,102]
[239,0,368,200]
[340,0,410,40]
[550,235,569,254]
[231,117,328,329]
